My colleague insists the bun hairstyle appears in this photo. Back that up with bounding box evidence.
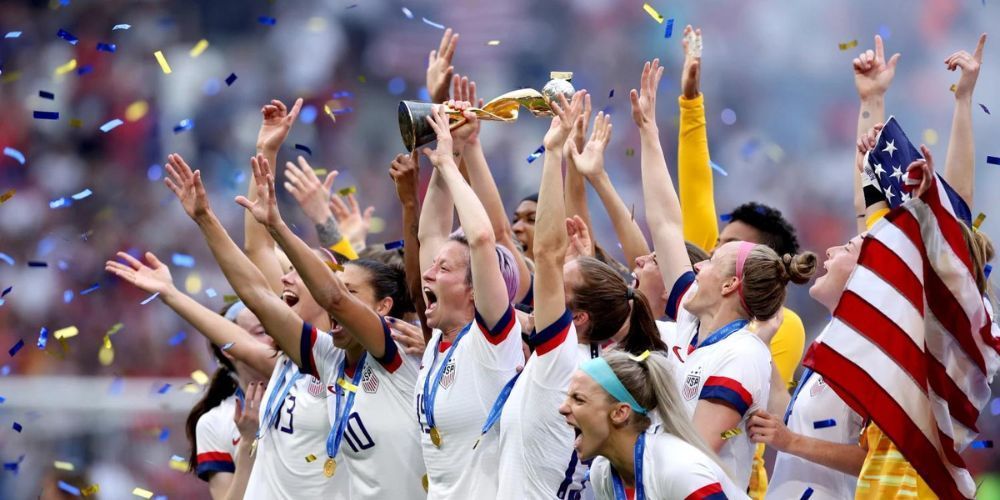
[737,245,818,320]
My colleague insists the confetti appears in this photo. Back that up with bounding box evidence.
[81,484,99,497]
[0,190,13,205]
[987,156,1000,166]
[257,16,277,25]
[3,147,25,165]
[57,29,79,45]
[1,286,10,298]
[625,148,635,157]
[225,73,237,86]
[76,65,93,76]
[664,18,674,38]
[332,91,354,99]
[487,40,501,46]
[206,288,217,298]
[980,103,990,115]
[0,254,12,266]
[168,455,188,472]
[54,461,75,471]
[608,89,615,98]
[527,145,545,163]
[126,100,149,121]
[973,212,987,229]
[37,327,48,349]
[63,290,74,303]
[39,90,55,100]
[49,197,71,209]
[922,129,938,146]
[189,39,209,57]
[642,3,664,23]
[191,370,209,385]
[132,487,154,499]
[295,144,313,155]
[384,239,404,250]
[99,119,124,133]
[112,24,131,31]
[337,186,357,196]
[185,272,202,294]
[69,119,83,128]
[838,40,858,51]
[305,454,318,463]
[8,339,24,357]
[721,108,737,125]
[813,419,837,429]
[720,213,733,222]
[422,17,445,29]
[54,326,79,339]
[171,253,195,268]
[157,383,171,394]
[801,487,814,499]
[950,84,957,93]
[58,481,81,496]
[985,263,993,279]
[971,440,994,449]
[173,119,194,134]
[33,111,59,120]
[710,161,729,176]
[12,422,21,432]
[96,42,117,53]
[402,7,414,18]
[98,335,114,366]
[720,427,742,439]
[153,51,172,74]
[168,331,187,346]
[4,32,22,39]
[80,283,100,295]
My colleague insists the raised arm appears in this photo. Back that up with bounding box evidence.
[426,29,459,104]
[632,59,691,291]
[852,35,899,232]
[165,153,307,367]
[450,76,532,303]
[421,105,509,326]
[677,25,719,253]
[748,410,866,476]
[248,98,302,292]
[105,251,276,376]
[564,93,595,246]
[237,155,390,358]
[390,151,433,340]
[943,33,986,207]
[572,111,651,266]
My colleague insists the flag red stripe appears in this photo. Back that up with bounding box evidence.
[804,343,967,500]
[856,238,924,314]
[923,181,974,272]
[924,348,980,432]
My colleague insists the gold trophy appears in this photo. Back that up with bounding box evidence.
[398,72,575,152]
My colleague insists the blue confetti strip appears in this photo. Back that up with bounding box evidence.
[39,90,55,100]
[76,65,93,76]
[57,481,80,496]
[8,339,24,357]
[96,42,117,53]
[140,292,160,305]
[49,197,71,209]
[71,189,92,200]
[608,89,614,98]
[710,161,729,176]
[3,147,25,165]
[12,422,21,432]
[171,253,195,268]
[987,156,1000,166]
[221,342,235,351]
[332,91,354,99]
[402,7,414,18]
[720,213,733,222]
[980,103,991,115]
[63,290,74,303]
[56,29,79,45]
[258,16,277,25]
[1,286,11,298]
[985,263,992,279]
[294,144,312,155]
[225,73,237,86]
[4,32,22,39]
[33,111,59,120]
[422,17,445,29]
[384,239,404,250]
[800,487,814,500]
[100,118,123,132]
[0,395,5,403]
[205,288,217,298]
[526,145,545,164]
[112,24,131,31]
[37,328,48,349]
[971,440,994,449]
[0,254,12,266]
[80,283,100,295]
[813,419,836,429]
[168,331,187,346]
[157,383,171,394]
[173,119,194,134]
[664,18,674,38]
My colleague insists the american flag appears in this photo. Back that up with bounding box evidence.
[863,116,972,225]
[803,173,999,499]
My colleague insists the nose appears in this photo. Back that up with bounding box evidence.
[693,260,705,272]
[558,400,570,417]
[512,220,524,232]
[422,265,435,283]
[280,271,294,286]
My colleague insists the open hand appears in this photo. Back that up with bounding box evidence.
[543,91,586,151]
[947,33,986,101]
[427,29,459,103]
[331,192,374,249]
[421,104,458,168]
[565,215,594,261]
[681,25,702,99]
[853,35,900,101]
[256,98,303,154]
[569,111,613,179]
[105,251,175,295]
[164,153,211,219]
[630,59,664,130]
[905,144,936,198]
[390,151,420,205]
[285,156,336,224]
[564,93,592,158]
[235,154,283,229]
[388,317,427,356]
[748,410,795,451]
[235,381,265,440]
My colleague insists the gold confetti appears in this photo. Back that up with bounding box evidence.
[550,71,573,81]
[125,101,149,122]
[486,40,501,46]
[357,75,367,84]
[182,383,201,393]
[153,51,172,74]
[625,148,635,157]
[922,129,939,146]
[191,370,209,386]
[81,484,100,496]
[369,216,385,235]
[326,261,345,273]
[98,335,114,366]
[132,487,154,499]
[305,454,318,463]
[642,3,664,23]
[1,71,22,83]
[323,104,337,122]
[337,186,357,196]
[53,461,75,471]
[69,118,83,128]
[838,40,858,51]
[185,272,203,294]
[950,84,957,93]
[721,427,743,440]
[54,59,77,76]
[313,168,328,176]
[168,457,189,472]
[0,189,15,204]
[973,212,987,230]
[189,39,209,58]
[223,294,240,303]
[107,323,123,336]
[54,326,79,339]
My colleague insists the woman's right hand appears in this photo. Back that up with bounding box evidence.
[235,381,265,440]
[165,153,211,219]
[284,156,337,225]
[236,154,284,229]
[105,251,175,295]
[680,25,702,100]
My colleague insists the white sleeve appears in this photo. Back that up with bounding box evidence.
[699,338,770,418]
[526,310,579,386]
[466,304,524,370]
[657,458,730,499]
[194,409,236,481]
[298,322,343,382]
[588,457,613,500]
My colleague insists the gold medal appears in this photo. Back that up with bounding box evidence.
[422,474,429,492]
[429,427,442,448]
[324,458,337,478]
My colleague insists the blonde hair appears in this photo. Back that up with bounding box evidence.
[733,245,817,320]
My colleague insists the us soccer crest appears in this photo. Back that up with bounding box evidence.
[682,368,701,401]
[809,376,827,397]
[361,365,380,394]
[440,358,456,389]
[307,375,324,397]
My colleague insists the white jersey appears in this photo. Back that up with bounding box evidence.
[767,370,864,500]
[590,432,748,500]
[415,305,523,499]
[497,311,593,500]
[194,393,241,481]
[300,321,426,499]
[244,353,348,499]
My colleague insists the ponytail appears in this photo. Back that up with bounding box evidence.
[620,288,668,355]
[185,343,238,473]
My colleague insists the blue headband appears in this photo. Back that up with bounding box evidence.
[580,357,648,415]
[224,301,247,322]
